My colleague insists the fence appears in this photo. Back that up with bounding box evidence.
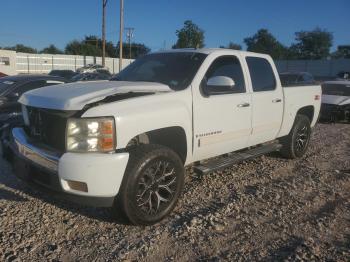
[15,53,133,74]
[0,49,133,75]
[1,49,349,77]
[275,59,350,78]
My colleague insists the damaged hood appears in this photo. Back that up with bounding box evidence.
[322,95,350,106]
[19,81,173,110]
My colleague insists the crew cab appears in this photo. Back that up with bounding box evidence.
[9,49,321,225]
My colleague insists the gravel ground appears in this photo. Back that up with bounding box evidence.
[1,123,349,261]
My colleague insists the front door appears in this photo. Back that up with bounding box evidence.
[192,55,252,161]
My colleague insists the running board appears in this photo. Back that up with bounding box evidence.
[193,142,282,175]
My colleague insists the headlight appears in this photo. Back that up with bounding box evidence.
[66,117,115,153]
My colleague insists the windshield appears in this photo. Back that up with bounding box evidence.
[111,52,207,90]
[322,83,350,96]
[0,80,17,96]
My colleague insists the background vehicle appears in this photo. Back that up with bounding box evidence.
[48,69,77,81]
[76,64,109,74]
[279,72,316,87]
[320,80,350,122]
[336,71,350,80]
[10,49,321,225]
[0,74,68,159]
[0,74,67,115]
[71,71,111,82]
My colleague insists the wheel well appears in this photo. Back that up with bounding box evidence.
[127,126,187,163]
[297,106,314,123]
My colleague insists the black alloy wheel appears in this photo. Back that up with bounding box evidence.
[114,144,184,225]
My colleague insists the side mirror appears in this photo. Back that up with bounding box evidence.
[203,76,236,96]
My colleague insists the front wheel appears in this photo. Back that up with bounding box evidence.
[279,115,311,159]
[114,144,185,225]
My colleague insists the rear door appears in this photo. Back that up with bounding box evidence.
[244,56,283,146]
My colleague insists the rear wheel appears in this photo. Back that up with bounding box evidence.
[280,115,311,159]
[113,144,184,225]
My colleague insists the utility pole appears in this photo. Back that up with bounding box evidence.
[125,27,134,60]
[119,0,124,72]
[102,0,108,67]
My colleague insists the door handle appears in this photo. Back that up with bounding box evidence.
[272,98,282,103]
[237,102,250,108]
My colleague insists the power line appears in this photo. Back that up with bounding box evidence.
[102,0,108,66]
[125,27,135,59]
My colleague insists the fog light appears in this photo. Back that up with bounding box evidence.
[66,180,88,192]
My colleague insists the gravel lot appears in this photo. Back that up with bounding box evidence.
[1,123,349,261]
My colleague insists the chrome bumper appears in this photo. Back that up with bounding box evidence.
[12,128,61,173]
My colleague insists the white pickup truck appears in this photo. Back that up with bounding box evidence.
[10,49,321,225]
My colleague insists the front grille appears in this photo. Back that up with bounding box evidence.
[24,106,76,152]
[320,103,349,122]
[321,103,337,111]
[320,103,337,120]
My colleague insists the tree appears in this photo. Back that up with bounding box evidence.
[290,28,333,59]
[244,29,287,59]
[65,36,150,59]
[4,44,37,53]
[220,42,242,50]
[65,40,83,55]
[173,20,205,49]
[40,44,63,54]
[332,45,350,59]
[116,42,150,59]
[65,35,112,57]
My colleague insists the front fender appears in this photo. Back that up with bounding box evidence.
[82,89,193,159]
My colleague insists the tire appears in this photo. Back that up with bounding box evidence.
[1,140,10,160]
[1,132,13,162]
[113,144,185,225]
[279,115,311,159]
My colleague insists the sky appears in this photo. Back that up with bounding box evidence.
[1,0,349,52]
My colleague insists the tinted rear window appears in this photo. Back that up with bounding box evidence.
[280,74,299,86]
[246,57,276,92]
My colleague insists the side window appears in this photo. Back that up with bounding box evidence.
[204,56,246,94]
[246,57,276,92]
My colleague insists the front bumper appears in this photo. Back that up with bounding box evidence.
[320,103,350,122]
[11,128,129,207]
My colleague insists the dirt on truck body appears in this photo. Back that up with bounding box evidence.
[1,123,350,261]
